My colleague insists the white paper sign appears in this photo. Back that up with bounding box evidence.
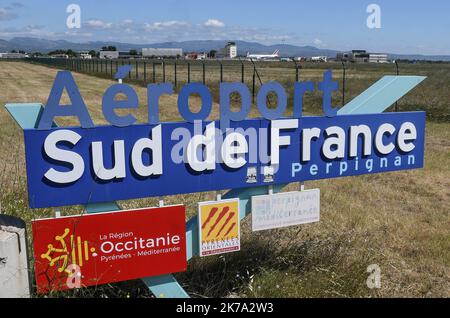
[251,189,320,231]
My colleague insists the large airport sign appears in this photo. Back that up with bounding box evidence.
[21,70,426,208]
[24,111,425,208]
[19,70,426,209]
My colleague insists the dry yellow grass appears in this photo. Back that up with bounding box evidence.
[0,61,448,298]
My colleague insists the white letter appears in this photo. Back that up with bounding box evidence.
[397,122,417,152]
[322,126,346,160]
[375,123,395,155]
[349,125,372,157]
[271,119,298,165]
[66,4,81,29]
[221,132,248,169]
[92,140,125,180]
[44,130,84,184]
[302,128,321,161]
[100,241,114,254]
[186,122,216,172]
[131,125,163,176]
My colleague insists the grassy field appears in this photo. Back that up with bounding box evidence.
[0,61,449,298]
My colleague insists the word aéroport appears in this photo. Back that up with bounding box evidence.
[23,70,425,208]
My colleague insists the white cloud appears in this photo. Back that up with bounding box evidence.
[65,30,94,38]
[0,7,17,21]
[0,25,56,38]
[144,20,190,30]
[84,19,113,29]
[313,38,323,46]
[204,19,225,28]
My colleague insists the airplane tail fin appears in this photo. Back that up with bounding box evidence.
[273,50,280,56]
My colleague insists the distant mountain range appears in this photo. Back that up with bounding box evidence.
[1,37,449,61]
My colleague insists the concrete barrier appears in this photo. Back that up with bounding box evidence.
[0,215,31,298]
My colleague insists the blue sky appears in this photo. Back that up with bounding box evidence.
[0,0,449,55]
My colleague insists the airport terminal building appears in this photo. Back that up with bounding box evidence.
[337,50,389,63]
[142,48,183,58]
[224,42,237,59]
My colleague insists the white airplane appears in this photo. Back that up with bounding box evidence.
[246,50,280,60]
[310,56,328,62]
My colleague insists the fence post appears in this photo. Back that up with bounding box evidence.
[136,60,139,80]
[341,61,346,106]
[220,62,223,83]
[202,62,206,85]
[152,62,156,83]
[188,63,191,83]
[394,60,399,112]
[162,62,166,82]
[252,66,256,104]
[292,59,300,82]
[174,62,177,88]
[144,61,147,83]
[241,62,245,83]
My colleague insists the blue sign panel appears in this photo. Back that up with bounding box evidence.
[23,112,425,208]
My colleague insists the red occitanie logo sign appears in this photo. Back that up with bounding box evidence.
[32,205,187,293]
